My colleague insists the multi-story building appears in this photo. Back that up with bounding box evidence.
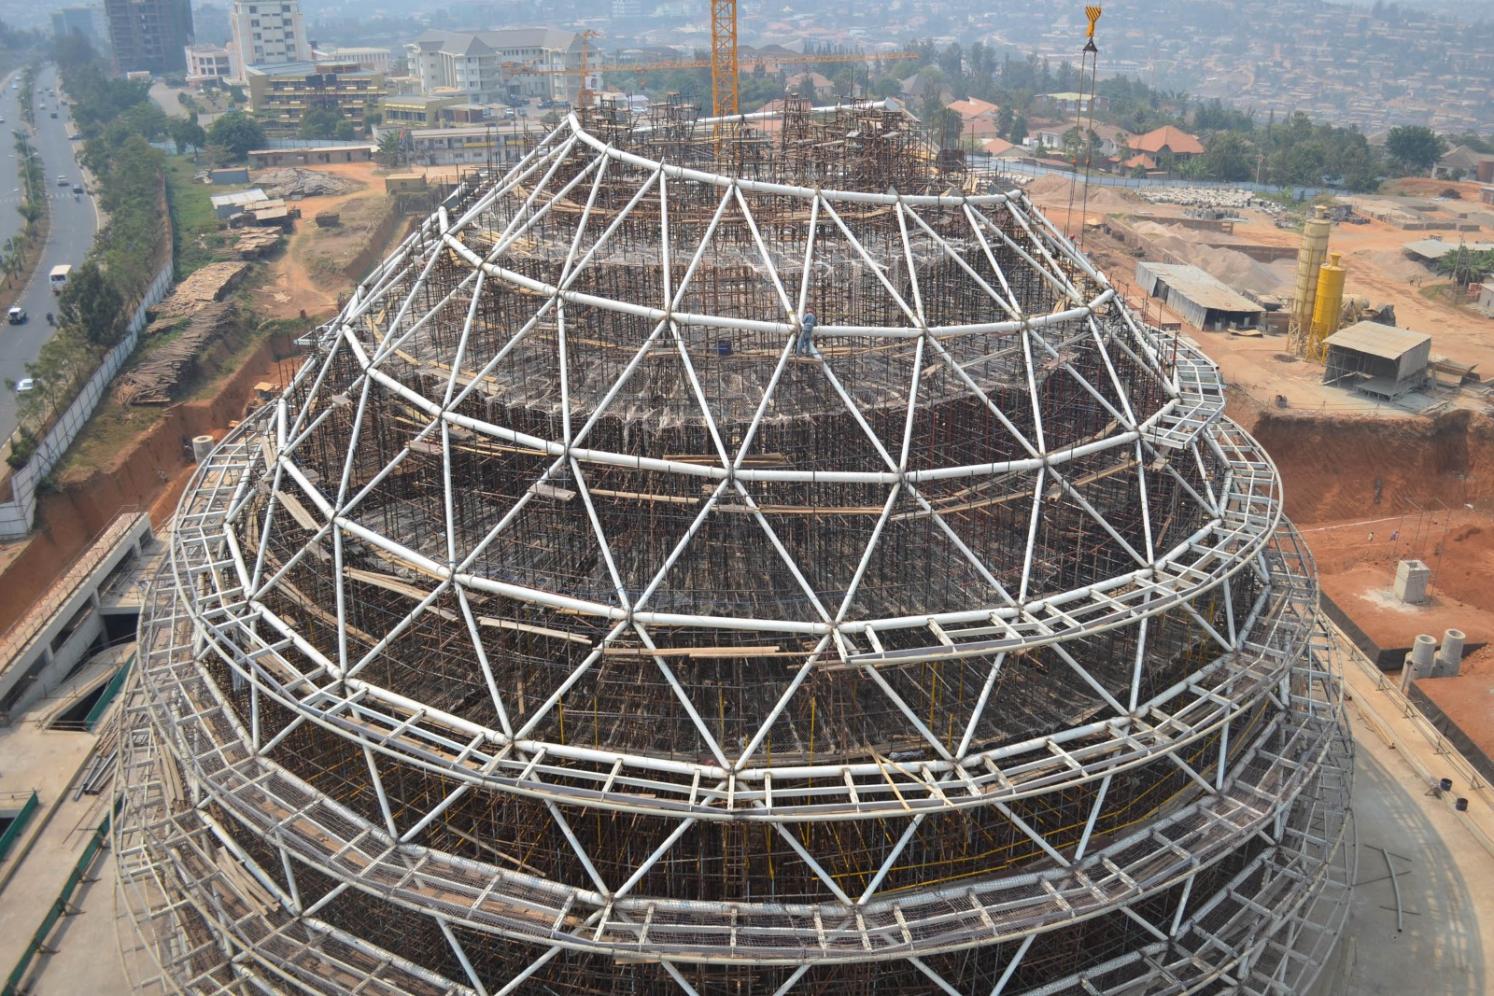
[105,0,194,75]
[311,45,396,75]
[243,60,384,134]
[51,5,111,57]
[399,123,531,165]
[380,94,487,128]
[185,42,232,82]
[405,28,582,105]
[228,0,310,81]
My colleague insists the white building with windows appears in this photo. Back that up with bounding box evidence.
[228,0,311,81]
[405,28,581,105]
[311,45,396,74]
[185,43,232,83]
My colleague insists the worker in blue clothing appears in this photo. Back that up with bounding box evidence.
[795,309,817,357]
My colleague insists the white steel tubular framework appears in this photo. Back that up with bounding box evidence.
[116,105,1352,995]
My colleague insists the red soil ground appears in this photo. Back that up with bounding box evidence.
[1236,400,1494,759]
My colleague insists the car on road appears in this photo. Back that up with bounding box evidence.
[15,378,34,393]
[56,175,68,186]
[48,111,57,119]
[7,306,26,324]
[72,183,83,195]
[49,264,71,292]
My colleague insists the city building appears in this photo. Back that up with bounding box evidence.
[399,123,530,165]
[227,0,310,81]
[50,5,111,56]
[248,145,375,167]
[945,96,1000,142]
[243,61,384,134]
[1125,124,1206,170]
[1433,145,1494,182]
[311,45,397,75]
[380,93,495,128]
[405,28,583,105]
[1477,281,1494,318]
[104,0,194,75]
[184,42,231,83]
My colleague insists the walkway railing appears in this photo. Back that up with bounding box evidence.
[0,807,112,996]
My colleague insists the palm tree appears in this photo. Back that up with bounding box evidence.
[1434,245,1494,288]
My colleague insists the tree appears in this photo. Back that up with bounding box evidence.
[996,104,1015,140]
[1385,125,1444,173]
[168,116,206,154]
[299,106,344,140]
[57,260,125,347]
[1434,245,1494,288]
[1008,114,1028,147]
[1198,131,1254,182]
[931,108,963,149]
[207,110,266,160]
[376,130,408,168]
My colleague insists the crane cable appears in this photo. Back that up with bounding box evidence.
[1065,6,1103,250]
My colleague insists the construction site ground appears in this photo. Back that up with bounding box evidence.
[1025,175,1494,415]
[1239,401,1494,771]
[257,160,410,320]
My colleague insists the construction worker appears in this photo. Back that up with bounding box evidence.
[796,309,817,357]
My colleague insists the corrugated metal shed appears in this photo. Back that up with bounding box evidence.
[1324,321,1430,360]
[209,189,269,210]
[1402,238,1494,262]
[1136,263,1263,314]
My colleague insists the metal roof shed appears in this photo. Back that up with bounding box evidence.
[1135,262,1264,331]
[1323,321,1432,398]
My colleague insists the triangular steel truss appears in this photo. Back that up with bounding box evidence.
[116,108,1352,995]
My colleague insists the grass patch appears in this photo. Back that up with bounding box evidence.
[164,156,230,279]
[1417,281,1478,308]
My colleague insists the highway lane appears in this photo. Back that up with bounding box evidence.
[0,63,103,441]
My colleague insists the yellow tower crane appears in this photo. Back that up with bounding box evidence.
[710,0,740,119]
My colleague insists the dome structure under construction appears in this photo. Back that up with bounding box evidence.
[116,100,1352,995]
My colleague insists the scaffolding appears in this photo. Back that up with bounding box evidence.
[115,104,1353,995]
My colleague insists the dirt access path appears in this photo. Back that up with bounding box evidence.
[257,161,399,321]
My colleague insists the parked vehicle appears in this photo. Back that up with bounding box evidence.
[15,378,34,393]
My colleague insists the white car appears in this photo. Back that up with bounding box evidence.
[56,175,68,186]
[16,378,34,393]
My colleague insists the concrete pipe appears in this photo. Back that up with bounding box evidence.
[1438,628,1465,676]
[192,435,216,463]
[1403,633,1438,690]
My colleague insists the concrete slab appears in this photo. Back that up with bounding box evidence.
[1313,631,1494,995]
[25,848,128,995]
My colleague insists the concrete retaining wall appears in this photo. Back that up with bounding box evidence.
[0,259,173,539]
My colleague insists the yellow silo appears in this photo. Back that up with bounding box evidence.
[1290,206,1332,354]
[1308,252,1346,362]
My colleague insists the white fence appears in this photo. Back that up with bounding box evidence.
[0,258,174,539]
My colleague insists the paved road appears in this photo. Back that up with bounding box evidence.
[0,63,103,440]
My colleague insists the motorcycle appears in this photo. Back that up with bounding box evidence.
[45,312,53,326]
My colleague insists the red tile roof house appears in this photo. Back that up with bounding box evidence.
[1126,125,1206,172]
[945,97,1002,142]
